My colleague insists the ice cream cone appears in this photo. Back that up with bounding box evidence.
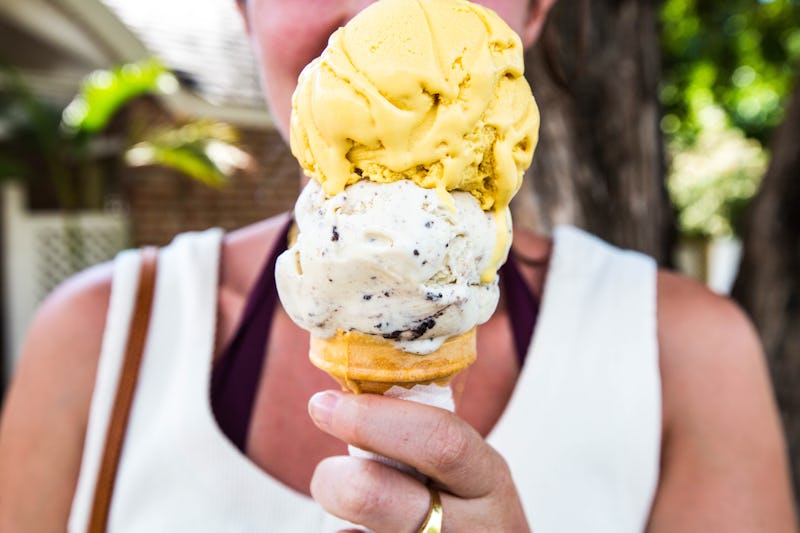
[309,328,477,394]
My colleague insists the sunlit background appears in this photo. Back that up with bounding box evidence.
[661,0,800,239]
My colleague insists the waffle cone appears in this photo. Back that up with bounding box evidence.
[309,328,476,394]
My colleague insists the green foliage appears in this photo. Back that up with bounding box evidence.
[660,0,800,145]
[0,155,29,182]
[661,0,799,238]
[126,121,250,188]
[62,58,176,135]
[668,123,767,238]
[0,64,57,161]
[0,63,81,207]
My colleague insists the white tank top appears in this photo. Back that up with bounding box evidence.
[69,226,660,532]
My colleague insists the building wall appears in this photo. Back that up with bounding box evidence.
[126,127,299,246]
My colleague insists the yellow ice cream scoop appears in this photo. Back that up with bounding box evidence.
[289,0,539,281]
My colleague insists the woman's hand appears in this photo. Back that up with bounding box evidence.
[307,390,530,533]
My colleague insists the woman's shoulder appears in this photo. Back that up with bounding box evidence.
[6,260,115,413]
[656,268,763,381]
[655,269,769,423]
[0,261,115,528]
[650,268,796,527]
[17,260,114,377]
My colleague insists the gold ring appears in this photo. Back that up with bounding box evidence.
[417,485,443,533]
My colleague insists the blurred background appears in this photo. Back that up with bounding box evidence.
[0,0,799,502]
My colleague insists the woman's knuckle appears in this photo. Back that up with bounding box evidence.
[338,460,385,518]
[338,487,376,519]
[493,453,514,487]
[429,415,471,474]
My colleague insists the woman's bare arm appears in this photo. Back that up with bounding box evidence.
[0,264,112,532]
[648,271,797,532]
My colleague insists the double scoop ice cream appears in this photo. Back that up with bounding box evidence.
[276,0,539,394]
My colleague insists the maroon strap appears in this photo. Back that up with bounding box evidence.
[88,247,159,532]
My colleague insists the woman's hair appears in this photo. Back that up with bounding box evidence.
[531,0,586,96]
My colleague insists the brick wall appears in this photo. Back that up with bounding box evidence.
[125,126,300,246]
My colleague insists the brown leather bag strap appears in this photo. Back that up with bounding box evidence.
[88,246,159,532]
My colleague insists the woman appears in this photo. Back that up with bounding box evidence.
[0,0,796,531]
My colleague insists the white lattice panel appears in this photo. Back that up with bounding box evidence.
[33,222,128,300]
[2,184,131,380]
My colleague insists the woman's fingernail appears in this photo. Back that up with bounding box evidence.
[308,391,340,428]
